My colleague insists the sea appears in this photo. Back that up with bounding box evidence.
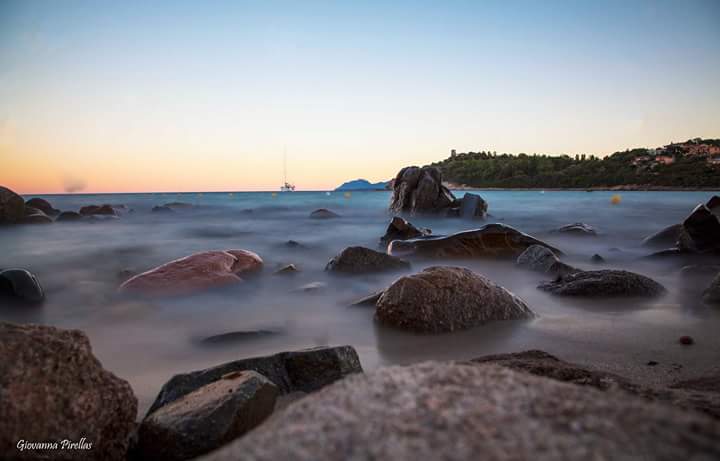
[2,189,720,414]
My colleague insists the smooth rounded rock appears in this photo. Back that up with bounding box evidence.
[25,198,59,216]
[0,269,45,304]
[326,246,410,274]
[538,270,666,298]
[0,186,25,224]
[516,245,578,276]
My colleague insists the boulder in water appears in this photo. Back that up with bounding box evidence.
[25,197,59,216]
[379,216,431,247]
[552,222,597,236]
[0,186,25,224]
[326,246,410,274]
[388,166,456,214]
[516,245,579,276]
[677,204,720,253]
[309,208,340,219]
[642,223,683,248]
[20,207,53,224]
[376,266,534,333]
[56,210,83,222]
[119,249,263,296]
[79,204,117,216]
[458,192,488,219]
[152,205,174,213]
[0,268,45,305]
[538,270,666,298]
[0,322,137,461]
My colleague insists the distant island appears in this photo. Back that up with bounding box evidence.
[335,179,390,191]
[431,138,720,189]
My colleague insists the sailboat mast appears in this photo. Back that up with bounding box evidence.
[283,146,287,184]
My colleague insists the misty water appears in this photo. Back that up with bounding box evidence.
[2,190,720,414]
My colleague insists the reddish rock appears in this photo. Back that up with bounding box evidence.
[679,336,694,345]
[119,249,263,296]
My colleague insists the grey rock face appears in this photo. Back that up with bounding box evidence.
[0,322,137,461]
[147,345,362,415]
[0,269,45,305]
[376,266,534,333]
[326,246,410,274]
[538,270,666,297]
[197,362,720,461]
[379,216,431,247]
[642,223,683,248]
[389,223,562,260]
[516,245,579,276]
[137,371,278,461]
[388,166,456,214]
[0,186,25,224]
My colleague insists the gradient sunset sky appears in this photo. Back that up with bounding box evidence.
[1,0,719,193]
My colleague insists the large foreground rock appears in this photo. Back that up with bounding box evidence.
[388,223,561,259]
[119,249,263,296]
[388,166,456,214]
[137,371,278,461]
[678,203,720,253]
[379,216,430,247]
[325,246,410,274]
[516,245,579,276]
[0,269,45,305]
[147,345,361,415]
[538,269,666,297]
[0,322,137,461]
[0,186,25,224]
[197,362,720,461]
[376,266,534,333]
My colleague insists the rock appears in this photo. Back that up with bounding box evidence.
[25,197,59,216]
[164,202,194,209]
[679,336,695,345]
[196,362,720,461]
[147,345,361,415]
[20,207,53,224]
[376,266,534,333]
[273,264,298,275]
[285,240,302,247]
[552,222,597,236]
[388,223,562,260]
[677,204,720,253]
[590,253,605,263]
[0,186,25,224]
[309,208,340,219]
[516,245,579,276]
[706,195,720,213]
[326,246,410,274]
[458,192,488,219]
[0,269,45,304]
[56,211,83,222]
[538,270,666,298]
[350,290,384,307]
[379,216,431,248]
[119,249,263,296]
[152,205,174,213]
[137,371,278,461]
[200,330,280,346]
[703,273,720,304]
[295,281,326,293]
[0,322,137,460]
[79,204,117,216]
[642,223,683,248]
[388,166,456,214]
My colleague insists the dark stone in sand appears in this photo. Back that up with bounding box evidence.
[376,266,534,333]
[80,204,118,216]
[309,208,340,219]
[197,361,720,461]
[590,254,605,263]
[388,223,562,260]
[677,204,720,253]
[25,198,59,216]
[326,246,410,274]
[56,210,83,222]
[704,273,720,304]
[553,222,597,236]
[147,345,362,415]
[152,205,174,213]
[20,207,53,224]
[273,264,298,275]
[388,166,456,215]
[200,330,280,346]
[0,269,45,304]
[138,371,278,461]
[0,186,25,224]
[458,192,488,219]
[538,270,666,298]
[379,216,431,248]
[0,322,137,461]
[516,245,579,276]
[642,223,683,248]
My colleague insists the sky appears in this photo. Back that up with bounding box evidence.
[1,0,719,193]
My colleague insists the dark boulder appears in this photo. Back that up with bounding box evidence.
[152,205,174,213]
[164,202,194,209]
[309,208,340,219]
[379,216,431,247]
[552,222,597,236]
[79,204,117,216]
[590,254,605,263]
[677,204,720,253]
[326,246,410,274]
[516,245,579,276]
[137,371,278,461]
[273,264,298,275]
[376,266,534,333]
[349,290,384,307]
[0,322,137,461]
[20,207,53,224]
[0,186,25,224]
[147,345,362,415]
[388,166,456,214]
[388,223,562,260]
[56,211,83,222]
[458,192,488,219]
[642,223,683,248]
[538,270,666,298]
[706,195,720,214]
[25,197,59,216]
[0,269,45,305]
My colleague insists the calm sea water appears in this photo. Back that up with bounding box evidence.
[2,190,720,414]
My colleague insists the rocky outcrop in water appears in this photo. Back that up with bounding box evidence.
[642,223,683,248]
[389,166,456,214]
[326,246,410,274]
[516,245,579,276]
[0,322,137,461]
[552,222,597,236]
[197,361,720,461]
[388,223,561,259]
[119,249,263,296]
[379,216,431,247]
[538,269,666,297]
[0,186,25,224]
[309,208,340,219]
[25,198,59,216]
[137,371,278,461]
[678,203,720,254]
[376,266,534,333]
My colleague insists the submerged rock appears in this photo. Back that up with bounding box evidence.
[79,204,117,216]
[538,270,666,298]
[376,266,534,333]
[703,273,720,304]
[326,246,410,274]
[147,345,362,415]
[0,269,45,305]
[553,222,597,236]
[388,166,456,215]
[516,245,579,276]
[197,362,720,461]
[590,254,605,263]
[20,207,53,224]
[164,202,194,209]
[678,204,720,253]
[388,223,561,260]
[0,322,137,461]
[273,264,298,275]
[138,371,278,461]
[379,216,431,247]
[119,249,263,296]
[56,210,83,222]
[200,330,280,346]
[25,197,59,216]
[642,223,683,248]
[0,186,25,224]
[294,281,327,293]
[152,205,174,213]
[309,208,340,219]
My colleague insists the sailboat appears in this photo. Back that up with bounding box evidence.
[280,147,296,192]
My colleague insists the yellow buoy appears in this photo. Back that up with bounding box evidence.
[271,192,278,198]
[611,194,621,205]
[344,192,352,199]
